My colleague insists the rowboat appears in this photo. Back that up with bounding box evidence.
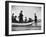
[12,22,33,26]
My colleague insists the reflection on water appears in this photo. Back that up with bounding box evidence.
[12,21,41,31]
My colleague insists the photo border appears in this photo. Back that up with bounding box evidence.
[5,1,45,36]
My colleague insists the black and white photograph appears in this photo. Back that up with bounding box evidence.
[12,5,41,31]
[5,1,45,36]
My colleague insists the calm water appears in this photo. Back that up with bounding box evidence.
[12,22,41,31]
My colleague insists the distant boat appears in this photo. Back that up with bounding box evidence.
[12,22,33,25]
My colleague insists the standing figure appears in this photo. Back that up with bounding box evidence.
[19,10,23,23]
[12,13,15,23]
[34,13,37,26]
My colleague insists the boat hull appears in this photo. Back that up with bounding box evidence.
[12,22,33,25]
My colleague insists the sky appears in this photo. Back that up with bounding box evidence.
[11,5,41,21]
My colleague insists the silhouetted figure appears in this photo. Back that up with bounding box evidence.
[28,18,33,22]
[14,16,18,23]
[34,13,37,23]
[12,13,15,23]
[34,13,37,26]
[19,10,23,23]
[25,17,27,23]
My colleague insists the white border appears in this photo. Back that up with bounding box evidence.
[9,3,44,35]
